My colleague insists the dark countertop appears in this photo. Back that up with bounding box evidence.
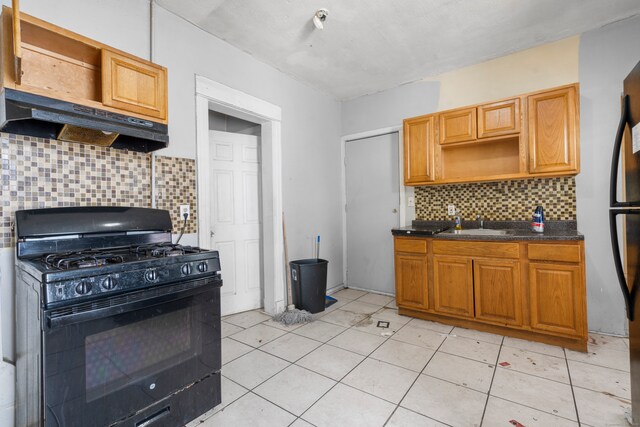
[392,220,583,241]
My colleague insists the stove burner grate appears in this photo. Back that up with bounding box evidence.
[131,243,197,258]
[44,251,125,270]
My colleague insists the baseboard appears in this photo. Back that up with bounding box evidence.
[326,284,345,295]
[342,285,395,298]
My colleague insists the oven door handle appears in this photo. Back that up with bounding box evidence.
[45,278,220,330]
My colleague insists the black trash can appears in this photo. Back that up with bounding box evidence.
[290,259,328,314]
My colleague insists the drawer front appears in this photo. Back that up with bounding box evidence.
[433,240,519,259]
[528,243,581,263]
[395,237,428,254]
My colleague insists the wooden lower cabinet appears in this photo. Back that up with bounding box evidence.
[393,237,587,351]
[433,255,474,318]
[529,262,585,337]
[473,259,522,326]
[394,252,429,310]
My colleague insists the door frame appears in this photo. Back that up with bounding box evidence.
[341,126,405,288]
[195,75,284,315]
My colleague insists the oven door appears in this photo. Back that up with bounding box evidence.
[42,276,221,427]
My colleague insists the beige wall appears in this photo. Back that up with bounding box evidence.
[431,36,580,110]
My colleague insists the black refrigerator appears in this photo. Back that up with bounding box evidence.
[610,58,640,425]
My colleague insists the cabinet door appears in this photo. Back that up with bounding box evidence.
[102,48,168,120]
[528,86,578,174]
[439,108,476,145]
[478,98,520,138]
[394,252,429,310]
[529,262,585,337]
[474,259,522,326]
[433,255,474,318]
[403,115,435,184]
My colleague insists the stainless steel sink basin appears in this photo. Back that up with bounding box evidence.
[440,228,517,236]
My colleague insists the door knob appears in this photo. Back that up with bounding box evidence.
[392,209,398,213]
[210,230,215,237]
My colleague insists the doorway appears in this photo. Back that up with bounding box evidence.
[195,76,285,316]
[345,132,401,294]
[209,130,263,315]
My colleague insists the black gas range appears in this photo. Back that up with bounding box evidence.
[19,241,219,308]
[15,207,222,427]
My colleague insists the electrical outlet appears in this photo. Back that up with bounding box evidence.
[407,196,415,207]
[447,204,456,216]
[179,204,190,220]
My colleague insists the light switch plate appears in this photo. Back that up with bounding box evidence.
[447,204,456,216]
[407,196,415,207]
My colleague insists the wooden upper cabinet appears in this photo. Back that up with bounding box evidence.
[403,115,435,184]
[102,49,167,120]
[529,262,585,337]
[402,84,579,186]
[433,255,474,318]
[528,85,579,174]
[1,4,169,124]
[439,108,476,145]
[473,259,522,326]
[478,98,520,138]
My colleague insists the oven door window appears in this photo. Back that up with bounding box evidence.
[43,281,221,427]
[85,307,198,402]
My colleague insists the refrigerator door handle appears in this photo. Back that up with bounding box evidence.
[610,95,630,207]
[610,209,635,320]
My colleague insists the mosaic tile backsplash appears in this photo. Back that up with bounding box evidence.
[414,177,576,221]
[155,156,197,234]
[0,133,198,248]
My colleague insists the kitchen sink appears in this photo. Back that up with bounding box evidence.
[440,228,517,236]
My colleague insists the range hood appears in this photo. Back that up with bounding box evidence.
[0,88,168,153]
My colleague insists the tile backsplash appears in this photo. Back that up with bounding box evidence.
[155,156,197,234]
[0,133,198,248]
[414,177,576,221]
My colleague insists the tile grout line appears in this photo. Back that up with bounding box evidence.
[218,303,392,424]
[222,345,333,422]
[564,347,583,426]
[382,329,452,427]
[295,304,413,425]
[186,375,251,425]
[489,362,574,387]
[224,308,628,426]
[484,395,581,425]
[478,335,505,427]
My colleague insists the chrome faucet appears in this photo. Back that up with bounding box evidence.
[476,214,484,229]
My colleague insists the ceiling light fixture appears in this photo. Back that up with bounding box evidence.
[312,8,329,30]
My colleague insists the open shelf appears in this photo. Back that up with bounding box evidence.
[440,136,521,181]
[20,19,101,103]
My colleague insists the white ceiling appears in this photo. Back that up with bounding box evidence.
[156,0,640,100]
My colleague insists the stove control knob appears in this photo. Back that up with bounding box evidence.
[197,262,208,273]
[181,264,193,275]
[145,269,159,282]
[75,281,92,295]
[102,276,117,290]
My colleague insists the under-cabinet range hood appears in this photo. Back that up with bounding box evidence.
[0,88,169,153]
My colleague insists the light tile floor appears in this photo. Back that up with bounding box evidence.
[187,289,631,427]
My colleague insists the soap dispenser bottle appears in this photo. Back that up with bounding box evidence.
[454,210,462,230]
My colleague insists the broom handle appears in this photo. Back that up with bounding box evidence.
[283,213,292,307]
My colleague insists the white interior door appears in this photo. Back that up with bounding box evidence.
[345,132,400,294]
[209,130,263,316]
